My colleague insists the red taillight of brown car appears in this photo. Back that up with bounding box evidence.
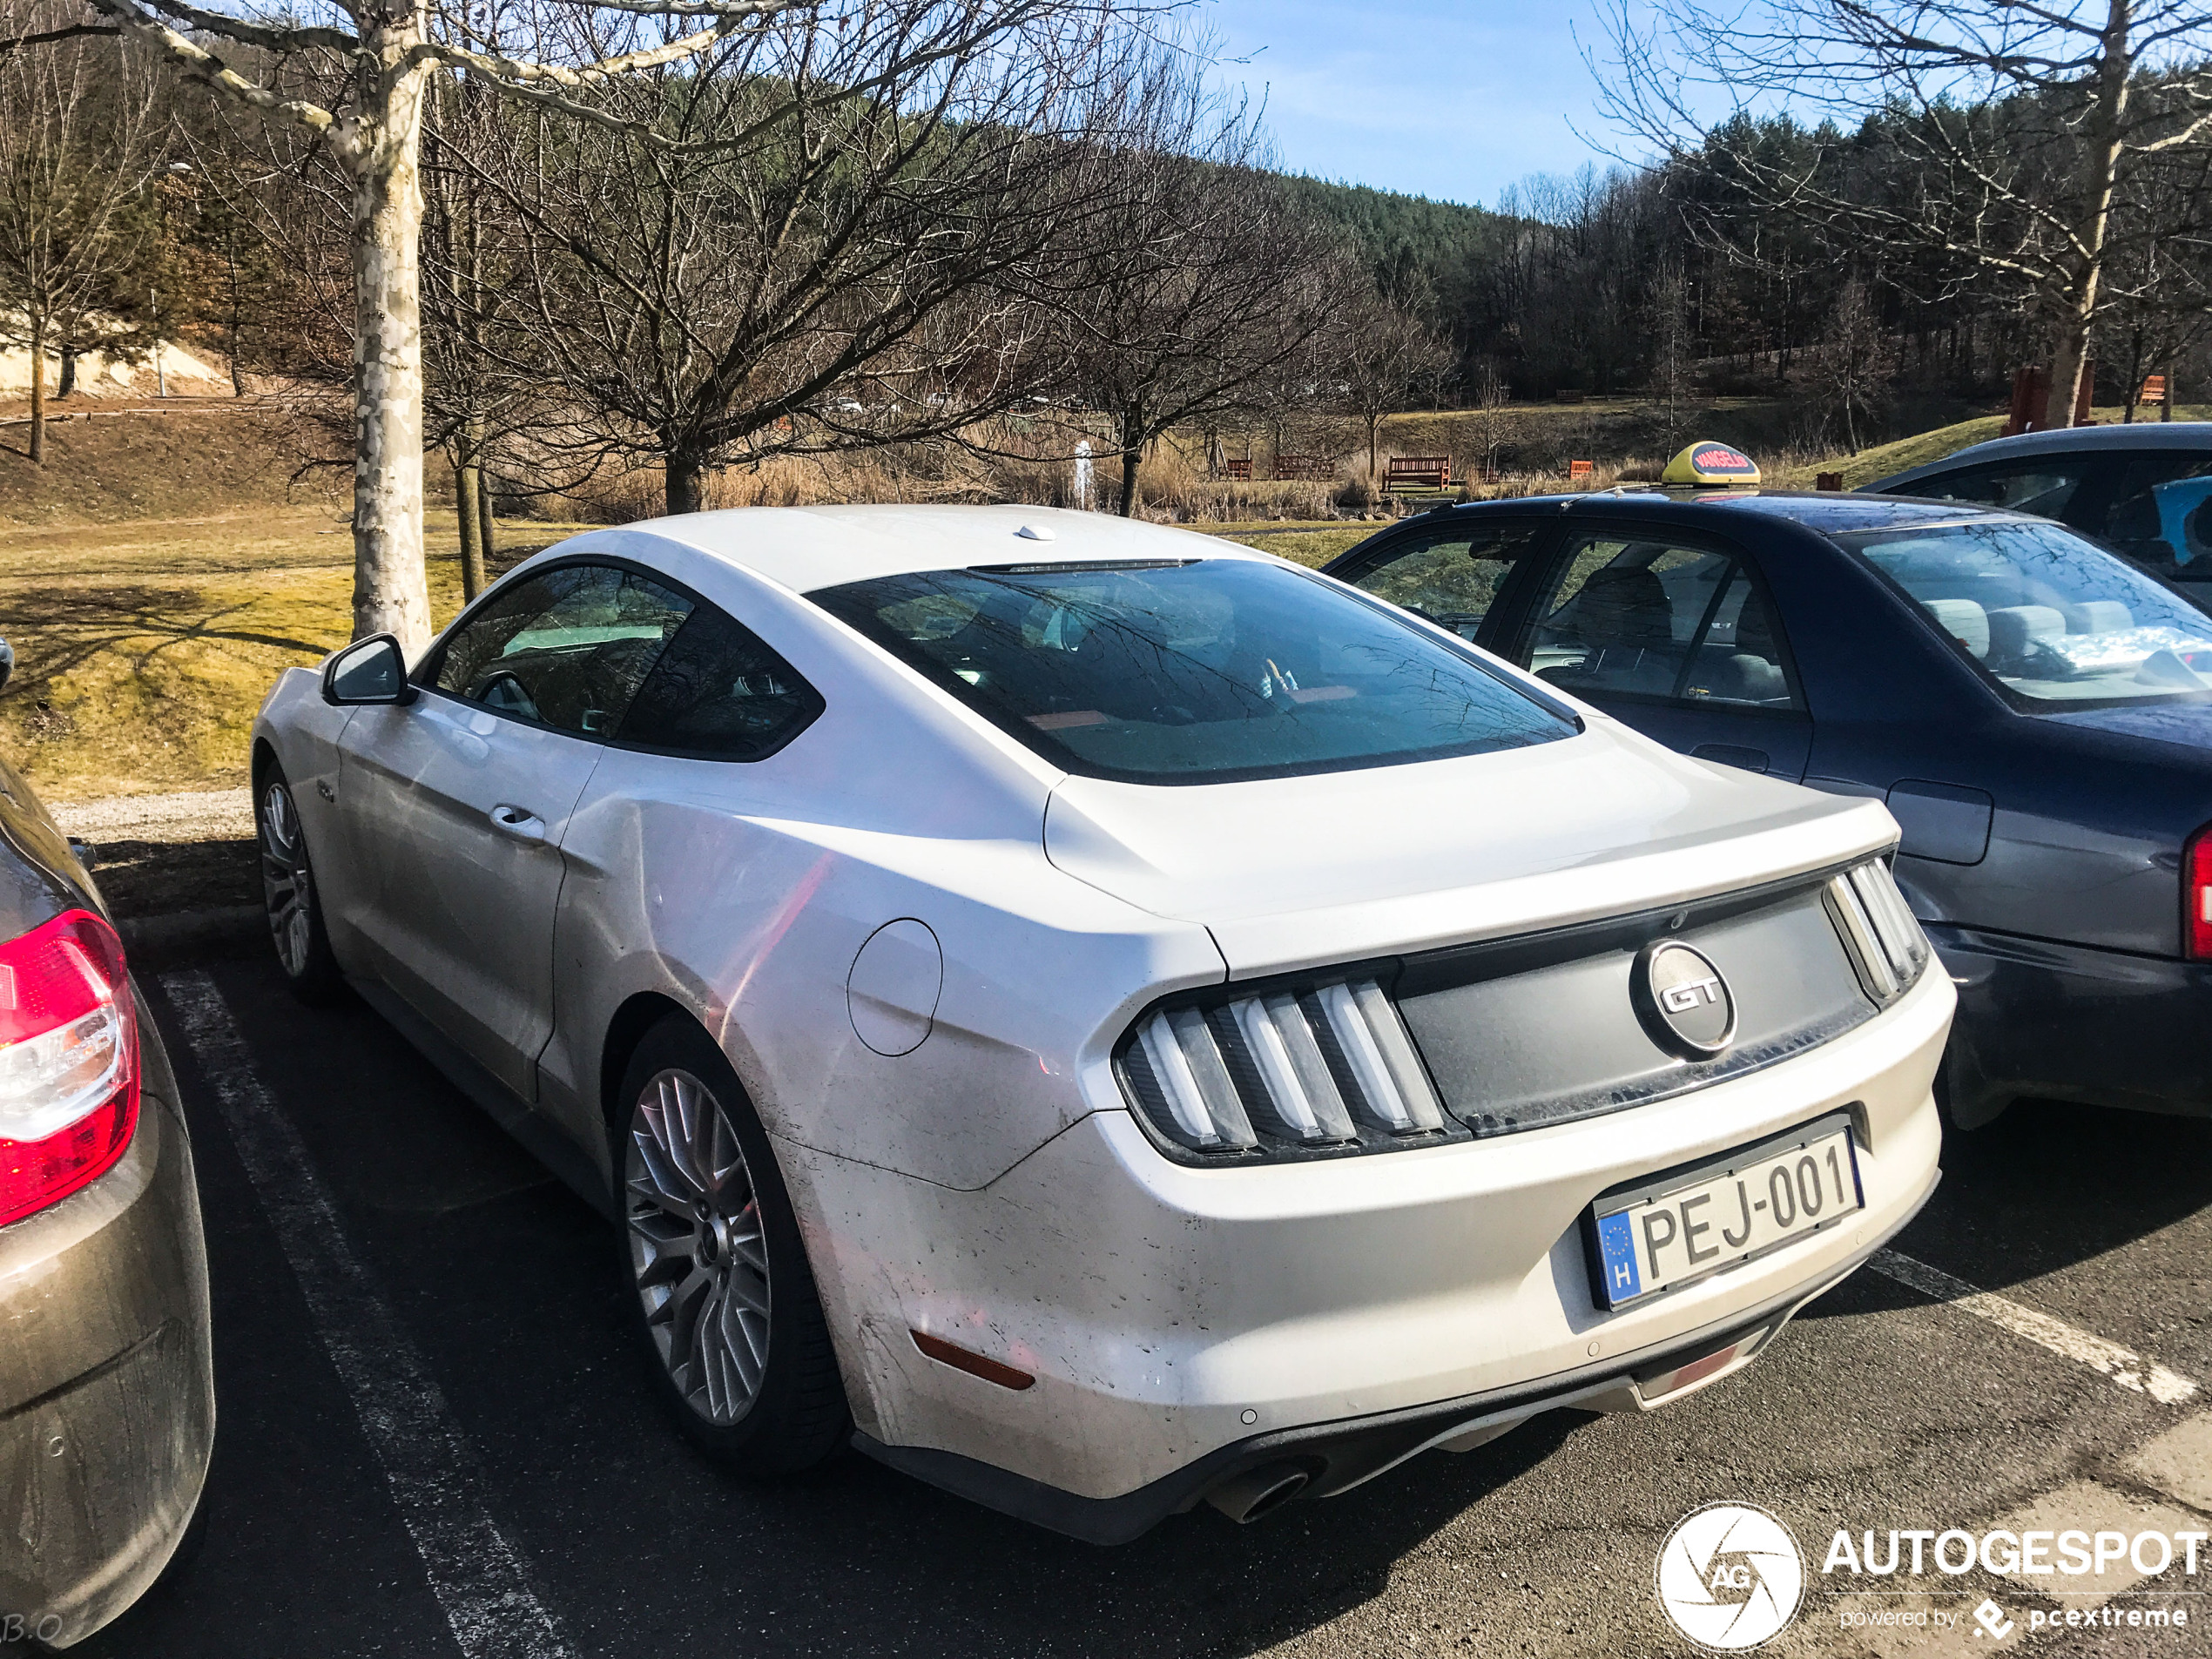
[0,907,140,1229]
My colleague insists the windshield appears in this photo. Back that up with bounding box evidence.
[810,557,1577,784]
[1834,517,2212,707]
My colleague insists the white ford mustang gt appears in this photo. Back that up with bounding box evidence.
[252,504,1950,1540]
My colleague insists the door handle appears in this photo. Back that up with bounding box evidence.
[488,804,548,844]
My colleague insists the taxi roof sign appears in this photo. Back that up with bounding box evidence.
[1662,441,1760,486]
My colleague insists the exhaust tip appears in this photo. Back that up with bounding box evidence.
[1204,1461,1312,1524]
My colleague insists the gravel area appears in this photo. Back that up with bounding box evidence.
[51,786,254,843]
[51,787,260,921]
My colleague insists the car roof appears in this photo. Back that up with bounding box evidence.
[1871,421,2212,488]
[1393,488,2005,539]
[625,503,1264,593]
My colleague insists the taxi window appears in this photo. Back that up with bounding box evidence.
[1528,534,1801,709]
[1837,517,2212,707]
[1345,521,1545,643]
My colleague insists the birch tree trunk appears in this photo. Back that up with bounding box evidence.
[347,38,434,653]
[2047,0,2133,430]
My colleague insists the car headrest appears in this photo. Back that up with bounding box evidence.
[1575,566,1672,647]
[2064,599,2133,635]
[1986,604,2067,662]
[1922,597,1990,659]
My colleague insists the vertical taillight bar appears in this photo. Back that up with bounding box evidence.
[2186,825,2212,961]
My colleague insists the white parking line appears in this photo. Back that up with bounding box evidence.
[1870,1249,2200,1406]
[163,971,577,1659]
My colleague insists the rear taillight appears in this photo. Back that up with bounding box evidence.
[1824,858,1931,1004]
[1119,975,1447,1159]
[2188,826,2212,961]
[0,909,140,1228]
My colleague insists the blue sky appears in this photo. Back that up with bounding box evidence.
[1200,0,1633,206]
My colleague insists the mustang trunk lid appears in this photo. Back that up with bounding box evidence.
[1042,721,1898,976]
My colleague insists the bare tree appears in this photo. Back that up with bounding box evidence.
[65,0,829,653]
[1804,275,1897,451]
[1334,278,1451,480]
[1595,0,2212,432]
[1642,259,1693,450]
[467,1,1127,518]
[1055,51,1343,516]
[0,1,166,462]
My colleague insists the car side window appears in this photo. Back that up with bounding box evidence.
[1530,534,1802,710]
[616,601,824,760]
[434,563,692,737]
[1345,521,1545,642]
[1906,459,2094,523]
[2094,451,2212,577]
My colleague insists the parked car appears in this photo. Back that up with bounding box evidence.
[0,642,214,1648]
[253,505,1947,1541]
[1865,421,2212,610]
[1326,481,2212,1130]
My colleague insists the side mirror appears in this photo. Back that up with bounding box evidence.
[0,637,14,694]
[321,634,416,706]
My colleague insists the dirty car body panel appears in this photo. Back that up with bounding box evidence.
[253,504,1947,1540]
[0,757,214,1648]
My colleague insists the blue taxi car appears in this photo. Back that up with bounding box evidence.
[1324,469,2212,1127]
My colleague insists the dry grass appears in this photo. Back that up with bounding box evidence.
[0,508,589,801]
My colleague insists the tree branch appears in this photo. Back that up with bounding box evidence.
[82,0,348,153]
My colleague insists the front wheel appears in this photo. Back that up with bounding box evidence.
[256,766,343,1003]
[617,1015,848,1473]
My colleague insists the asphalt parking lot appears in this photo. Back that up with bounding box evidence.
[27,946,2212,1659]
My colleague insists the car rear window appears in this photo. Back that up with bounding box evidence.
[809,557,1577,784]
[1834,517,2212,706]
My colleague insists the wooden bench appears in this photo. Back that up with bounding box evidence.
[1218,457,1251,481]
[1385,455,1452,492]
[1271,453,1333,482]
[2141,374,2168,406]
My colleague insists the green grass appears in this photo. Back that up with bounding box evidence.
[1775,405,2212,490]
[1772,417,2008,489]
[1204,522,1383,568]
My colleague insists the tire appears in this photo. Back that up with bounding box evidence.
[615,1015,848,1473]
[255,765,344,1004]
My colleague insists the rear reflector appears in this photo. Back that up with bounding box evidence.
[0,909,140,1229]
[2187,826,2212,961]
[911,1330,1035,1391]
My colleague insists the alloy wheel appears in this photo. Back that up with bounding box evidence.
[625,1068,772,1426]
[259,781,315,978]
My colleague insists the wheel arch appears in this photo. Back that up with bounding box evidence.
[598,990,695,1136]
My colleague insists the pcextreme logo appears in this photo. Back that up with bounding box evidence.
[1655,1502,1806,1650]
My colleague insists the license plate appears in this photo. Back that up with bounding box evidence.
[1585,1112,1864,1311]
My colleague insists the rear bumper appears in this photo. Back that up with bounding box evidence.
[1933,924,2212,1125]
[0,1007,215,1649]
[796,964,1952,1535]
[854,1184,1935,1543]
